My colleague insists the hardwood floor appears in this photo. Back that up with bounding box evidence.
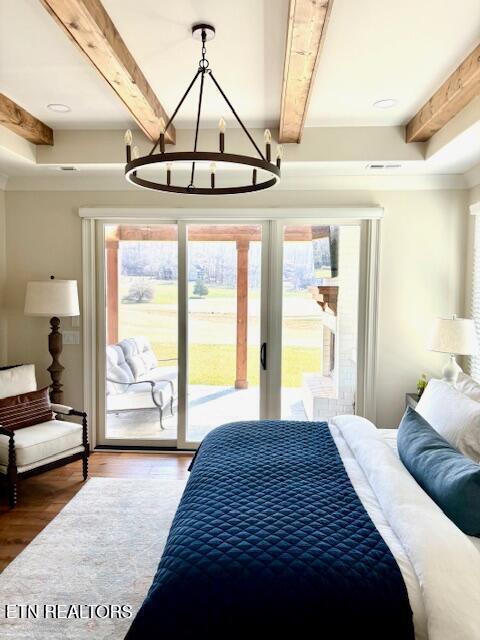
[0,451,193,572]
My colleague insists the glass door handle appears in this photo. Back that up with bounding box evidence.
[260,342,267,370]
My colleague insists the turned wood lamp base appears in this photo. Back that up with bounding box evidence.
[24,277,79,406]
[47,316,65,404]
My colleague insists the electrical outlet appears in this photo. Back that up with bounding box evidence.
[63,330,80,345]
[71,316,80,328]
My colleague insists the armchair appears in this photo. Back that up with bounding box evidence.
[0,366,89,508]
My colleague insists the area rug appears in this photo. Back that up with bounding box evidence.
[0,477,187,639]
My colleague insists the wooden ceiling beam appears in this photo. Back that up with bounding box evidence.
[279,0,333,144]
[406,43,480,143]
[0,93,53,145]
[39,0,175,143]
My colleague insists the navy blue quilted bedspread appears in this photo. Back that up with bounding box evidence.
[126,421,414,639]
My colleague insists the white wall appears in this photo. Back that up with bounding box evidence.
[3,187,469,426]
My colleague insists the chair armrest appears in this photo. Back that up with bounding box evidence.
[106,378,155,390]
[0,425,13,437]
[69,409,88,418]
[58,410,89,455]
[153,378,176,396]
[51,404,86,419]
[51,403,74,415]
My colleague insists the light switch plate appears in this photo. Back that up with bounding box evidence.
[63,330,80,345]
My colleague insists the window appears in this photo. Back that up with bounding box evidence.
[470,213,480,381]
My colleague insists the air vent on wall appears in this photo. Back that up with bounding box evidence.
[365,163,402,170]
[48,165,78,172]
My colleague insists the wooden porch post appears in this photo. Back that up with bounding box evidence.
[235,239,249,389]
[106,238,119,345]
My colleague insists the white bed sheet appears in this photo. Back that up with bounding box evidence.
[377,427,480,558]
[329,418,480,640]
[329,423,427,640]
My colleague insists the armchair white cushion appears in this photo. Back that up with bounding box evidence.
[0,364,36,399]
[0,420,83,472]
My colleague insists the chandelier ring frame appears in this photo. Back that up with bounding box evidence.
[125,151,280,195]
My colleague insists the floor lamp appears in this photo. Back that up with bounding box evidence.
[24,277,80,404]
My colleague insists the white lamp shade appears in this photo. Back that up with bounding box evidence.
[428,317,478,356]
[24,280,80,317]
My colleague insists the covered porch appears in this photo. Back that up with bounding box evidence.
[106,224,336,387]
[104,223,340,440]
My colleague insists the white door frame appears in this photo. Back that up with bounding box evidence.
[81,207,382,449]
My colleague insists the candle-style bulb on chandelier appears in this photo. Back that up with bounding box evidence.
[123,23,281,195]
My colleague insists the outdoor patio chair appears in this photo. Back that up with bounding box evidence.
[106,336,178,430]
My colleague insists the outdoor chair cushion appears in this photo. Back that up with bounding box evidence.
[0,364,37,399]
[0,419,82,469]
[106,344,135,394]
[119,337,158,379]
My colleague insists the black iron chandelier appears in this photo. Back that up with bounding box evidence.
[123,23,282,195]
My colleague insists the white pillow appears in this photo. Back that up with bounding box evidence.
[0,364,37,399]
[416,378,480,462]
[455,372,480,404]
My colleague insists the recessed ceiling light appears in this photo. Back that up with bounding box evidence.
[373,99,397,109]
[47,103,71,113]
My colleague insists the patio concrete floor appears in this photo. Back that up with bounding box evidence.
[106,385,307,442]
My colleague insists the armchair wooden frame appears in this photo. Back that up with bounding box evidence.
[0,406,89,508]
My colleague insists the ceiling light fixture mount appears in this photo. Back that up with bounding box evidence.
[47,103,71,113]
[123,23,281,195]
[372,99,397,109]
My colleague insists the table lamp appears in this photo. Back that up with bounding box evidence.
[24,277,80,403]
[428,315,478,385]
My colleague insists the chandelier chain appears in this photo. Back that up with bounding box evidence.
[199,31,209,69]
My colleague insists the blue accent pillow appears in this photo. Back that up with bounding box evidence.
[398,406,480,536]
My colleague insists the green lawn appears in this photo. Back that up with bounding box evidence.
[118,278,323,388]
[147,342,321,387]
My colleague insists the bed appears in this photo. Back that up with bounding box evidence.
[125,410,480,639]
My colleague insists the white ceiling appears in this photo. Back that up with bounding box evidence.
[309,0,480,126]
[0,0,479,184]
[0,0,132,129]
[0,0,288,130]
[1,0,479,130]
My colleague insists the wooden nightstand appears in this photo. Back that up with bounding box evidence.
[405,393,419,409]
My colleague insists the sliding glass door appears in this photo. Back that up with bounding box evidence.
[185,224,264,443]
[279,223,360,422]
[103,224,179,444]
[97,218,363,449]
